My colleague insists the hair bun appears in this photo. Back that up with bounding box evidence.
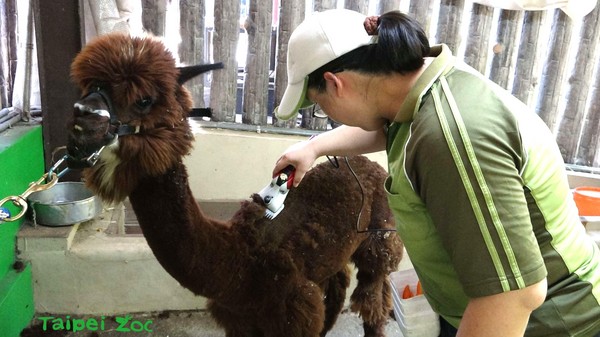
[364,15,379,35]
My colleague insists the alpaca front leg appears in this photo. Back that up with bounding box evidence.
[357,280,393,337]
[350,233,401,337]
[349,270,388,337]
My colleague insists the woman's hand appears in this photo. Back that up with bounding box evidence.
[273,139,318,187]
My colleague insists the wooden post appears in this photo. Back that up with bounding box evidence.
[409,0,436,38]
[179,0,206,108]
[298,0,338,131]
[489,9,523,90]
[463,3,494,74]
[556,4,600,164]
[273,0,304,128]
[577,65,600,166]
[345,0,369,14]
[141,0,166,36]
[436,0,465,54]
[0,0,9,107]
[535,9,572,133]
[5,0,17,107]
[376,0,402,14]
[512,10,545,106]
[314,0,336,12]
[32,0,81,177]
[242,0,272,125]
[210,0,240,122]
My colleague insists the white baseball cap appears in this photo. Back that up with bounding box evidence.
[274,9,377,121]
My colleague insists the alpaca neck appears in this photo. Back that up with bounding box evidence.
[127,161,240,298]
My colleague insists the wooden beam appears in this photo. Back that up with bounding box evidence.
[32,0,81,180]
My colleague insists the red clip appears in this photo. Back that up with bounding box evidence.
[275,165,295,189]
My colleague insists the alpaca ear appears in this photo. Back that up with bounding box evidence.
[177,63,224,85]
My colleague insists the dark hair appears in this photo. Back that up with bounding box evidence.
[307,11,430,92]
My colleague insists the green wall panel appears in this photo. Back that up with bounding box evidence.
[0,125,44,337]
[0,265,34,337]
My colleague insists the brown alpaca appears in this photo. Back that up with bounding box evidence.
[66,33,403,337]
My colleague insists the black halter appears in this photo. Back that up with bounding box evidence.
[67,88,140,169]
[87,88,141,137]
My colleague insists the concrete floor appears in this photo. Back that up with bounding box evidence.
[22,309,407,337]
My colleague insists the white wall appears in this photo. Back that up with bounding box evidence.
[184,125,388,200]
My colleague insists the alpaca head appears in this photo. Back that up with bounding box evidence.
[67,33,223,202]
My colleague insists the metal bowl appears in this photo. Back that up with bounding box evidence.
[27,182,102,226]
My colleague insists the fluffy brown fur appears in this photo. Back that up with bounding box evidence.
[67,33,403,337]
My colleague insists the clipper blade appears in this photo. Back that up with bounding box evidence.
[258,165,295,219]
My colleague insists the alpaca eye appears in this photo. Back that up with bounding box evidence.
[89,85,103,93]
[135,97,153,110]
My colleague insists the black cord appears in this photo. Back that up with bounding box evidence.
[310,134,395,233]
[325,155,339,168]
[325,156,396,234]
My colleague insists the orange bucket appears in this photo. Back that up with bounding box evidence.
[573,186,600,217]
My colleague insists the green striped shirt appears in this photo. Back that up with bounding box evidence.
[385,44,600,336]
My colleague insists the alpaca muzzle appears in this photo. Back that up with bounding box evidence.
[67,89,139,170]
[76,90,141,138]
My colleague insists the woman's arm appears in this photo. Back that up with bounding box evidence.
[457,278,547,337]
[274,125,387,186]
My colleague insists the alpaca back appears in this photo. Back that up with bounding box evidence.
[257,155,399,282]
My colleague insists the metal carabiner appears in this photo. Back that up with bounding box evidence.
[85,145,106,167]
[47,154,70,181]
[0,172,58,222]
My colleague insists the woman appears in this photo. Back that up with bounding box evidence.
[272,8,600,337]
